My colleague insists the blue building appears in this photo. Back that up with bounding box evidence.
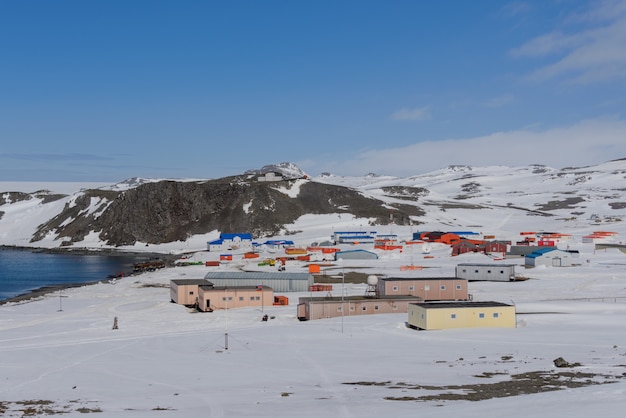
[207,233,253,251]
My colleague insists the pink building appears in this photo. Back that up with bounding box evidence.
[197,285,274,312]
[376,277,469,301]
[297,295,422,321]
[170,279,210,306]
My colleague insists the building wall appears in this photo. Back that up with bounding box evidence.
[297,298,420,321]
[525,251,573,267]
[204,278,312,293]
[455,264,516,281]
[171,283,201,306]
[198,287,274,312]
[377,279,469,301]
[407,304,516,330]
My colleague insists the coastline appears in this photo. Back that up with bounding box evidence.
[0,245,181,306]
[0,280,108,306]
[0,244,182,258]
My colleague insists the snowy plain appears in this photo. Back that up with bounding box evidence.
[1,167,626,417]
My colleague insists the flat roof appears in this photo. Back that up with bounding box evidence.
[204,271,312,281]
[170,279,210,285]
[380,277,461,282]
[300,295,422,303]
[199,285,273,291]
[411,301,513,309]
[456,263,517,268]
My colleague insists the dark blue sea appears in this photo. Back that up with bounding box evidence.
[0,248,148,301]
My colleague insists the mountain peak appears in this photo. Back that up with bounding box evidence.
[244,162,308,179]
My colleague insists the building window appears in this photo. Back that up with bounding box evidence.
[451,314,456,319]
[374,305,379,311]
[487,270,491,274]
[479,313,485,318]
[255,296,260,301]
[362,306,367,311]
[239,296,244,301]
[350,306,355,312]
[228,297,233,301]
[250,296,255,301]
[440,285,446,290]
[474,270,479,273]
[337,306,343,312]
[456,285,462,290]
[424,285,430,291]
[392,286,399,292]
[189,291,194,295]
[222,297,227,301]
[392,305,398,311]
[500,270,504,274]
[493,313,499,318]
[408,286,414,291]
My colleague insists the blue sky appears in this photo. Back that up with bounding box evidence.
[1,0,625,182]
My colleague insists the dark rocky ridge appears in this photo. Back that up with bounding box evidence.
[31,176,423,247]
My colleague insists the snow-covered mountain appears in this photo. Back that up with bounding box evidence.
[1,159,625,250]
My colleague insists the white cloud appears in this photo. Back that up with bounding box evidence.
[331,118,626,176]
[390,106,431,121]
[511,1,626,84]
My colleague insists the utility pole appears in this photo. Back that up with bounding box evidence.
[341,260,345,334]
[57,289,67,312]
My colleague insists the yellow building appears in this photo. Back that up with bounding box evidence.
[407,301,516,330]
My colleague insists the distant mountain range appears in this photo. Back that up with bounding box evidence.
[1,159,625,248]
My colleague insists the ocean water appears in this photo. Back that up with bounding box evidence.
[0,248,146,301]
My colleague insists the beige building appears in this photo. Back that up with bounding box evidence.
[170,279,210,306]
[198,285,274,312]
[297,295,422,321]
[377,277,469,301]
[407,301,516,330]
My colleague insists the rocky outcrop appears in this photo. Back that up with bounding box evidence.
[32,177,421,247]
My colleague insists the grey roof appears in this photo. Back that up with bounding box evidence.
[299,295,422,303]
[379,276,461,282]
[411,301,513,309]
[204,271,312,281]
[170,279,210,285]
[456,263,517,268]
[199,285,273,291]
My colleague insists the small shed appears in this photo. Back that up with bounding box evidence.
[525,248,574,267]
[197,285,274,312]
[450,240,483,256]
[203,271,313,292]
[377,277,469,301]
[455,263,517,282]
[297,295,422,321]
[170,279,211,306]
[407,301,516,330]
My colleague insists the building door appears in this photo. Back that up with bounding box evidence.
[206,300,211,311]
[552,258,561,267]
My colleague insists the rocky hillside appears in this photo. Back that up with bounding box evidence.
[27,175,422,247]
[1,159,625,248]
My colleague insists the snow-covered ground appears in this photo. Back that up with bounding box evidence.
[1,166,626,416]
[1,236,626,416]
